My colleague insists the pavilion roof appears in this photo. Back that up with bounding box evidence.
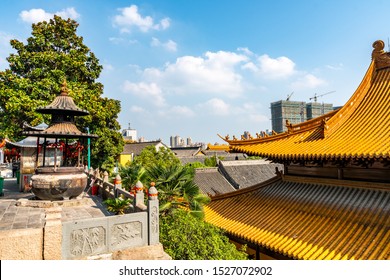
[23,123,97,138]
[36,81,89,116]
[221,40,390,162]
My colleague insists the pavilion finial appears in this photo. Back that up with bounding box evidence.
[60,79,69,96]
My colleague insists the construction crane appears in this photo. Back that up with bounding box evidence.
[310,91,336,102]
[286,91,294,101]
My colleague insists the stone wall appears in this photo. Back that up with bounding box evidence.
[0,228,43,260]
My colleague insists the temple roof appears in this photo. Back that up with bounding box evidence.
[36,81,89,116]
[204,175,390,260]
[121,141,167,156]
[221,40,390,161]
[194,168,236,196]
[218,160,283,189]
[207,143,229,151]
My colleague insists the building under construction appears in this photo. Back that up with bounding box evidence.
[271,100,333,133]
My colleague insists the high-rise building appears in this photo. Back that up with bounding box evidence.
[306,102,334,120]
[271,100,333,133]
[271,100,307,133]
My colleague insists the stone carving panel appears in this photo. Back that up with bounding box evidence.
[151,206,159,234]
[110,221,142,250]
[70,226,106,257]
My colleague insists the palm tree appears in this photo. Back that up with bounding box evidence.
[146,163,210,218]
[119,163,146,191]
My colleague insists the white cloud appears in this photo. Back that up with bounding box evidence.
[113,5,170,33]
[103,63,114,72]
[151,37,177,52]
[109,37,138,45]
[130,106,146,113]
[242,61,258,71]
[198,98,231,116]
[290,73,326,89]
[140,50,248,97]
[326,63,344,70]
[248,114,269,123]
[258,54,296,79]
[156,105,195,119]
[19,7,80,23]
[122,81,166,107]
[237,47,254,56]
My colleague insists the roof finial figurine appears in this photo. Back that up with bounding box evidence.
[60,79,69,96]
[225,134,230,141]
[372,40,390,70]
[286,119,293,133]
[233,135,237,141]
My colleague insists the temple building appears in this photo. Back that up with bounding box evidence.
[205,40,390,260]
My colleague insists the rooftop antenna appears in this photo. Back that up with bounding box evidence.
[286,91,294,101]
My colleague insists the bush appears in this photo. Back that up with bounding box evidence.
[160,209,248,260]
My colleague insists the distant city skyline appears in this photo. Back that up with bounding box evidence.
[1,1,389,143]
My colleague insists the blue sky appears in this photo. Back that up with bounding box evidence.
[0,0,389,144]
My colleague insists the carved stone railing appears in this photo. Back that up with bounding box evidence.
[61,167,159,259]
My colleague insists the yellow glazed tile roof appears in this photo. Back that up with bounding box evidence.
[204,176,390,260]
[207,143,229,151]
[222,58,390,160]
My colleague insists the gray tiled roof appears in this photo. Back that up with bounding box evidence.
[202,150,246,160]
[218,160,284,189]
[121,141,165,155]
[171,147,202,157]
[194,168,236,196]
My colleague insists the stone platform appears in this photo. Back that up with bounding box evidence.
[0,178,110,230]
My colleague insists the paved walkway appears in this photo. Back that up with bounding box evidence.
[0,178,110,231]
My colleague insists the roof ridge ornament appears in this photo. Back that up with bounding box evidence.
[60,79,69,96]
[372,40,390,70]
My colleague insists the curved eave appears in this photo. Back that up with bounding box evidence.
[36,107,89,116]
[230,146,389,162]
[23,131,98,138]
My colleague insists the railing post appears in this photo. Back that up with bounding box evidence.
[134,181,145,211]
[102,171,109,199]
[88,167,94,187]
[148,182,159,245]
[114,174,122,197]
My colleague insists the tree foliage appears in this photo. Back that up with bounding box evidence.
[119,163,146,191]
[132,145,180,169]
[0,16,123,170]
[146,163,210,218]
[160,209,248,260]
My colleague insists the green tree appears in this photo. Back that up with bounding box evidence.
[0,16,123,171]
[119,163,146,191]
[132,145,180,169]
[204,155,225,167]
[160,209,248,260]
[146,163,210,218]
